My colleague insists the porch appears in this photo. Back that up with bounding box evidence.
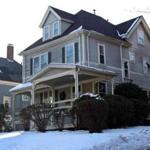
[10,64,116,129]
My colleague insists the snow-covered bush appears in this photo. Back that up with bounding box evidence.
[72,93,108,133]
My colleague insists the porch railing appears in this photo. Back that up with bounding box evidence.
[52,99,75,110]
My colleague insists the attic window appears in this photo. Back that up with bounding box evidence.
[43,25,50,41]
[137,29,144,45]
[52,21,59,37]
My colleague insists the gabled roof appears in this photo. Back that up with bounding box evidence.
[23,7,150,52]
[0,58,22,83]
[116,16,141,35]
[51,6,75,22]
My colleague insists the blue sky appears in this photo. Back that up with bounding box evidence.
[0,0,149,63]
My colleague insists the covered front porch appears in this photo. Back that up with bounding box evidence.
[10,64,116,129]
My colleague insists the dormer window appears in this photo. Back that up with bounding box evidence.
[43,25,50,41]
[137,29,144,45]
[52,21,59,37]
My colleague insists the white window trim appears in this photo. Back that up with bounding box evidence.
[97,44,106,65]
[65,43,75,64]
[33,52,48,75]
[123,59,130,79]
[52,21,60,37]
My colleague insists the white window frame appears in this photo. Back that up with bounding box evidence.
[137,29,144,45]
[43,25,50,41]
[97,44,106,65]
[123,59,130,78]
[33,52,48,74]
[52,21,60,37]
[65,43,75,64]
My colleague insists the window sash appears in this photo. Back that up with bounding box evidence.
[137,30,144,45]
[43,25,50,41]
[98,44,105,64]
[65,44,74,64]
[52,21,59,37]
[33,53,48,74]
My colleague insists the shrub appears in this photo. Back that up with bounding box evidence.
[130,99,150,125]
[0,104,9,132]
[114,82,147,100]
[53,109,65,131]
[105,95,134,128]
[72,94,108,133]
[20,108,31,131]
[27,103,53,132]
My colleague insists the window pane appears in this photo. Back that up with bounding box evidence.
[53,21,59,36]
[100,55,104,64]
[34,57,40,74]
[99,45,105,64]
[43,26,50,41]
[66,45,74,63]
[41,54,48,69]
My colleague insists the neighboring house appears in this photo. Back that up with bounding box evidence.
[10,6,150,129]
[0,44,25,129]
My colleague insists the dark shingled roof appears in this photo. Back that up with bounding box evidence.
[24,7,141,51]
[116,16,141,35]
[0,57,22,83]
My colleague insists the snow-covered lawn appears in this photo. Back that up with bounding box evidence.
[0,126,150,150]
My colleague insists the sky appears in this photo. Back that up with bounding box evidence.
[0,0,149,63]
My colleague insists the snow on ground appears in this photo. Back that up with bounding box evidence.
[0,126,150,150]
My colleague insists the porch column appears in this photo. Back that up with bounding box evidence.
[111,79,114,95]
[74,71,79,98]
[31,83,35,105]
[12,93,15,130]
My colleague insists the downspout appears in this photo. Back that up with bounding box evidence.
[120,42,124,82]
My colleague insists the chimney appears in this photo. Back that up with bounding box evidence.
[93,9,96,15]
[7,44,14,60]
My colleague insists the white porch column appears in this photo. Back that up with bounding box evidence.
[12,93,15,130]
[111,79,115,95]
[74,71,79,98]
[31,83,35,105]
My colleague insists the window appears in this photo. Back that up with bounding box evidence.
[123,61,129,78]
[129,52,135,62]
[33,53,48,74]
[3,96,11,108]
[137,29,144,45]
[43,25,50,41]
[142,57,150,74]
[52,21,59,37]
[72,85,81,98]
[65,44,74,63]
[95,82,106,97]
[98,44,105,64]
[41,53,48,69]
[33,56,40,74]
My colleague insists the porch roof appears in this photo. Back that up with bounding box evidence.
[10,82,32,93]
[30,64,116,82]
